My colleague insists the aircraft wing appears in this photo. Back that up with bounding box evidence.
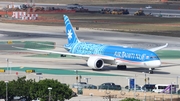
[37,43,64,48]
[148,43,168,52]
[12,46,115,60]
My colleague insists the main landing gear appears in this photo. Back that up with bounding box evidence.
[149,68,155,74]
[116,65,155,74]
[117,65,127,70]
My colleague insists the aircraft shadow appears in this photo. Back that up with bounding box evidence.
[104,65,170,74]
[160,64,180,68]
[67,63,170,74]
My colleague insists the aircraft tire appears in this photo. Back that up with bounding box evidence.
[117,65,127,70]
[149,70,154,74]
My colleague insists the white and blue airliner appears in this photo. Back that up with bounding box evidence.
[14,15,168,74]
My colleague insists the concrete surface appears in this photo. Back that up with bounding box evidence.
[0,23,180,101]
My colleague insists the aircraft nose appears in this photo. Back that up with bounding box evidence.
[144,60,161,68]
[154,60,161,67]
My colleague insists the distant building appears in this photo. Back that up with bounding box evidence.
[161,0,168,2]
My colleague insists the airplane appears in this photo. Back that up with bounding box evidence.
[13,15,168,74]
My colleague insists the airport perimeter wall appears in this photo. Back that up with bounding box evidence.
[0,72,180,100]
[0,72,179,89]
[0,73,179,101]
[72,88,180,101]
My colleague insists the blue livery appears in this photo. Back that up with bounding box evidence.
[13,15,167,74]
[63,15,164,74]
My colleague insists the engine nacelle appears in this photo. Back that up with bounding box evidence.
[87,57,104,69]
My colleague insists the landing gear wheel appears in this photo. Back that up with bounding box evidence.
[117,65,127,70]
[92,69,102,71]
[149,68,154,74]
[117,66,121,70]
[122,65,127,70]
[149,70,154,74]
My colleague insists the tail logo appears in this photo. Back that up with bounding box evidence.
[63,15,80,43]
[67,29,72,40]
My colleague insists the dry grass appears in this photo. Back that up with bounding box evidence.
[2,12,180,37]
[44,13,180,37]
[0,0,161,4]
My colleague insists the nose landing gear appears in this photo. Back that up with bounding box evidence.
[149,68,155,74]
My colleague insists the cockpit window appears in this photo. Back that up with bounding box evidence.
[150,56,157,59]
[146,56,158,59]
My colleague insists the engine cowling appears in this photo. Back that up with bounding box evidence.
[87,57,104,70]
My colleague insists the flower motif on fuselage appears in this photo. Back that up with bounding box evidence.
[67,30,72,40]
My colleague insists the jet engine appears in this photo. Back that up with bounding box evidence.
[87,57,104,69]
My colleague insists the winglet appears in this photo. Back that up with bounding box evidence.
[149,43,168,52]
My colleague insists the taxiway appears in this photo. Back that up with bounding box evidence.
[0,22,180,87]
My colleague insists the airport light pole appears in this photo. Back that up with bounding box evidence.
[9,62,12,74]
[171,82,174,101]
[5,81,8,101]
[38,75,43,81]
[176,76,180,94]
[74,70,78,83]
[36,72,43,81]
[90,93,93,101]
[170,82,175,101]
[79,75,82,82]
[84,78,91,84]
[134,74,137,98]
[142,72,146,101]
[48,87,52,101]
[171,82,173,101]
[6,59,9,74]
[142,72,147,86]
[74,70,80,94]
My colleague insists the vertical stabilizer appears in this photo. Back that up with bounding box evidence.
[63,15,80,44]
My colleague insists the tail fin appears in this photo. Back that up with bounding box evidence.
[63,15,80,44]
